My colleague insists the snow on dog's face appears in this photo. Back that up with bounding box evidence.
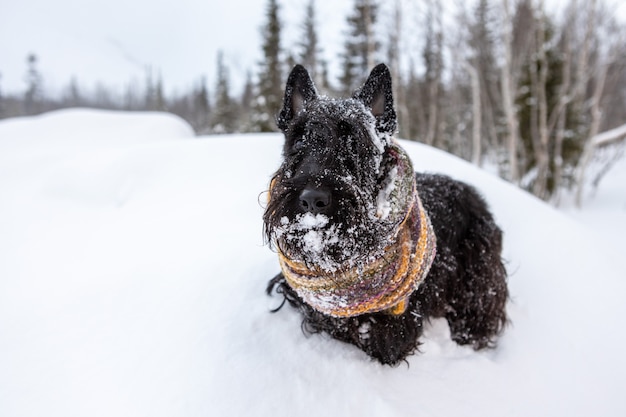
[264,64,411,272]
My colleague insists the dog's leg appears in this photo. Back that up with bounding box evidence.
[268,274,425,365]
[444,216,508,349]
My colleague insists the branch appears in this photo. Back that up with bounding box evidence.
[592,123,626,147]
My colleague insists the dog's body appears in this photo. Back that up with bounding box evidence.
[264,64,508,365]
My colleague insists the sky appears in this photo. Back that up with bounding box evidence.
[0,0,353,97]
[1,0,624,99]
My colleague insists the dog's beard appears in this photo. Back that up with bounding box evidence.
[264,178,394,273]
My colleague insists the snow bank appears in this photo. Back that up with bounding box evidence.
[0,108,195,151]
[1,110,625,417]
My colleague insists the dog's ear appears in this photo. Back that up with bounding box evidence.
[354,63,397,137]
[277,65,318,131]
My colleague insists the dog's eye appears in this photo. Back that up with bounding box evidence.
[292,136,306,151]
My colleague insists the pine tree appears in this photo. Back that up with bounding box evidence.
[63,77,82,107]
[252,0,283,132]
[154,72,166,111]
[239,71,256,130]
[24,53,43,115]
[299,0,322,87]
[0,72,4,118]
[144,67,155,110]
[211,51,238,133]
[143,68,166,111]
[192,76,211,134]
[339,0,379,95]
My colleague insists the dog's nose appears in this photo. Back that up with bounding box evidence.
[299,187,332,215]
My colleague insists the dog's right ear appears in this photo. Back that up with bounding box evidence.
[353,63,397,137]
[277,65,318,131]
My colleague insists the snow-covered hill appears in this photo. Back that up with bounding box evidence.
[1,110,625,417]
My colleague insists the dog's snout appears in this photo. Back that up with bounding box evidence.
[299,187,332,215]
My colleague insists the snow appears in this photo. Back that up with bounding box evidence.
[1,109,626,416]
[591,122,626,147]
[278,212,339,266]
[376,165,398,219]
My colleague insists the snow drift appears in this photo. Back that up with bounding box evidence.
[0,109,625,417]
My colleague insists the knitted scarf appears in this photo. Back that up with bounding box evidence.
[274,145,437,318]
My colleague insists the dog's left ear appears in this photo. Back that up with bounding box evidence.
[354,63,397,137]
[277,65,318,132]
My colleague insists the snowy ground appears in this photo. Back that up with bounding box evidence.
[1,110,625,417]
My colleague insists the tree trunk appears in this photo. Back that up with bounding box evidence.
[465,62,482,166]
[501,0,520,182]
[575,48,610,206]
[532,3,550,199]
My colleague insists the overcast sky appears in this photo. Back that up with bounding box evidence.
[1,0,624,98]
[0,0,353,97]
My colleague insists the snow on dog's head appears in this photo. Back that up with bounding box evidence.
[264,64,415,272]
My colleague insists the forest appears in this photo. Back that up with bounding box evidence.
[1,0,625,204]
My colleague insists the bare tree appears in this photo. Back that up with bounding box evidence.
[574,1,626,205]
[500,0,519,181]
[422,0,443,148]
[529,1,550,198]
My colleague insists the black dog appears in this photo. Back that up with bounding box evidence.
[264,64,508,366]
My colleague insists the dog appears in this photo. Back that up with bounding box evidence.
[264,63,508,365]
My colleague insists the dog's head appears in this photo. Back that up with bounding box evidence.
[264,64,414,272]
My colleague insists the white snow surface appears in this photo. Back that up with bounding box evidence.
[1,109,625,416]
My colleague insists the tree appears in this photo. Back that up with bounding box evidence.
[154,72,166,111]
[574,0,626,205]
[24,53,43,115]
[422,0,444,148]
[467,0,501,162]
[252,0,284,132]
[62,77,83,108]
[499,0,534,182]
[144,67,167,111]
[299,0,322,87]
[211,51,239,133]
[387,0,408,139]
[192,76,211,134]
[339,0,379,95]
[0,72,4,118]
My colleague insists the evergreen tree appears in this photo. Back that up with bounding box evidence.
[339,0,379,95]
[24,53,43,115]
[239,71,256,130]
[299,0,322,87]
[192,76,211,134]
[124,81,142,111]
[252,0,283,132]
[154,72,166,111]
[211,51,238,133]
[144,67,155,110]
[0,72,4,118]
[144,67,166,111]
[64,77,82,107]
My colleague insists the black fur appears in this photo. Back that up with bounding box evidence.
[264,64,508,366]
